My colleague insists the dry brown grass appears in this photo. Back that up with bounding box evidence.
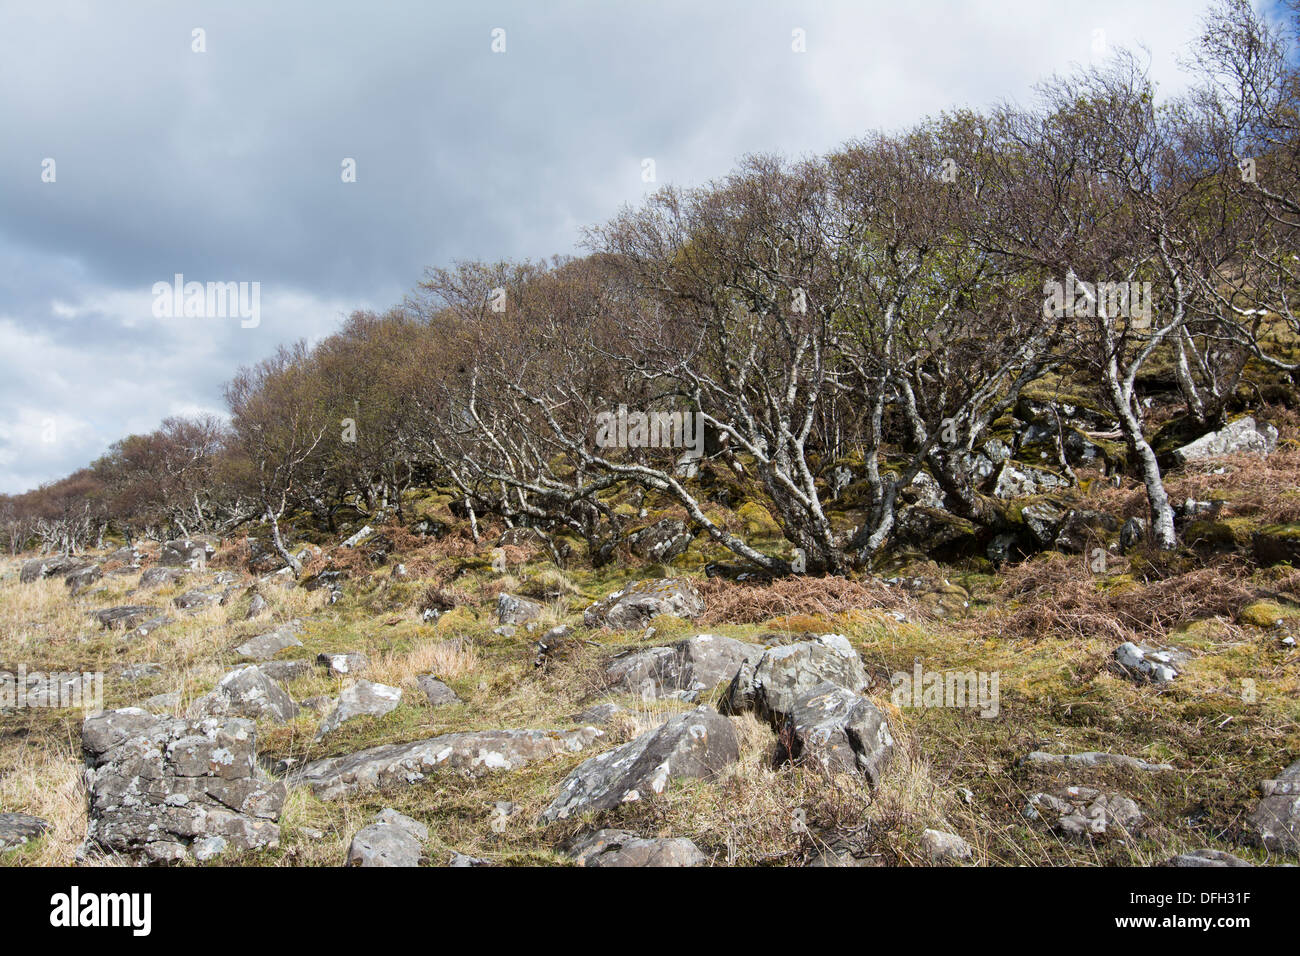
[697,574,916,627]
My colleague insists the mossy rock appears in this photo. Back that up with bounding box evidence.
[1252,524,1300,566]
[435,606,481,632]
[1238,599,1290,629]
[736,501,781,536]
[1183,520,1242,553]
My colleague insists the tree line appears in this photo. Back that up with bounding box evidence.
[5,0,1299,574]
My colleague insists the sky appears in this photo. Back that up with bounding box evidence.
[0,0,1266,494]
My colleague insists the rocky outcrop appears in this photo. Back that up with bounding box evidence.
[559,828,706,867]
[187,665,299,723]
[775,682,893,785]
[541,707,738,823]
[605,633,762,698]
[1112,642,1187,684]
[140,566,187,588]
[1241,758,1300,856]
[721,633,869,720]
[497,593,544,626]
[1171,416,1277,466]
[82,708,285,863]
[93,605,160,630]
[317,650,368,676]
[20,555,85,583]
[159,538,217,569]
[626,518,693,563]
[583,578,705,630]
[294,726,604,801]
[315,680,402,739]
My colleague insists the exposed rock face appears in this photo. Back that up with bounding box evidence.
[583,578,705,630]
[1022,503,1065,548]
[64,564,102,592]
[347,809,427,867]
[722,633,869,720]
[82,708,285,863]
[416,676,460,707]
[497,593,544,626]
[541,707,738,823]
[1112,642,1186,684]
[159,537,217,569]
[1021,751,1174,772]
[1023,786,1143,841]
[187,665,299,723]
[627,518,693,563]
[572,702,624,724]
[1171,416,1278,465]
[0,812,51,850]
[775,682,893,785]
[93,605,160,630]
[315,680,402,739]
[1165,849,1253,867]
[174,589,220,610]
[560,828,706,867]
[605,633,762,698]
[1241,758,1300,856]
[920,828,972,863]
[1052,509,1118,554]
[295,726,604,801]
[992,463,1067,499]
[234,621,304,661]
[20,555,84,583]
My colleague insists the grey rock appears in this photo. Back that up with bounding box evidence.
[174,589,221,610]
[583,578,705,630]
[1120,516,1146,552]
[246,593,269,619]
[64,564,102,592]
[0,812,51,850]
[992,463,1067,499]
[82,708,285,862]
[722,633,869,720]
[315,680,402,739]
[374,808,428,840]
[94,605,160,630]
[256,659,312,683]
[448,851,493,867]
[627,518,693,563]
[294,726,604,801]
[1242,758,1300,856]
[340,524,374,548]
[775,682,894,786]
[560,828,706,867]
[541,707,738,822]
[142,691,181,713]
[188,665,299,723]
[605,633,762,698]
[159,537,217,569]
[533,624,573,668]
[120,663,162,682]
[920,828,972,863]
[1171,416,1278,466]
[1021,504,1064,548]
[416,675,460,707]
[234,621,304,661]
[572,702,624,725]
[1166,848,1254,867]
[1023,785,1143,841]
[317,650,368,676]
[20,555,84,583]
[496,593,544,626]
[347,822,422,867]
[1053,509,1118,554]
[140,566,187,588]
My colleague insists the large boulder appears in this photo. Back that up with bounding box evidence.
[315,680,402,739]
[64,564,102,592]
[560,828,706,867]
[775,682,893,786]
[187,665,299,723]
[1241,758,1300,856]
[605,633,762,698]
[541,707,738,823]
[82,708,285,863]
[20,555,83,583]
[159,537,217,569]
[140,566,187,588]
[721,633,869,720]
[294,726,604,801]
[93,605,160,630]
[992,463,1067,499]
[1171,416,1277,466]
[583,578,705,630]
